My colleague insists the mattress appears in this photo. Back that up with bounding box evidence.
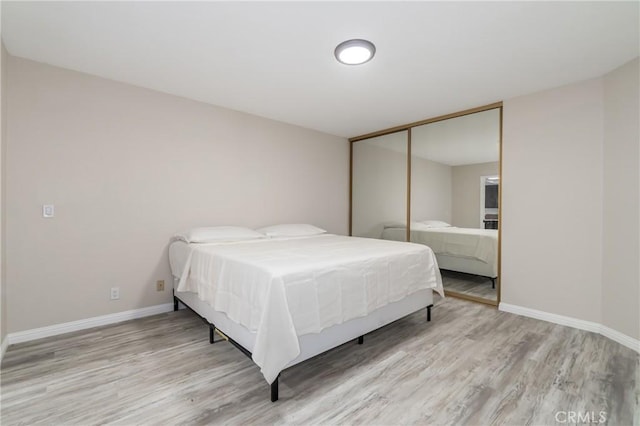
[382,225,497,273]
[169,234,443,383]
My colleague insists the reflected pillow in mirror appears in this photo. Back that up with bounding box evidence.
[421,220,452,228]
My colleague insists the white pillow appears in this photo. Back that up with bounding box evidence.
[257,224,327,238]
[421,220,452,228]
[173,226,265,243]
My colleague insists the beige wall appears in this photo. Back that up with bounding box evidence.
[451,161,499,228]
[602,58,639,340]
[352,135,407,238]
[6,56,349,333]
[411,156,452,224]
[502,77,604,323]
[4,51,638,345]
[503,59,640,342]
[1,42,6,345]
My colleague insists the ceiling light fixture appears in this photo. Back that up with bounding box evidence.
[334,39,376,65]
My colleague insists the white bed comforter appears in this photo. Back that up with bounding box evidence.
[172,234,443,384]
[382,225,497,265]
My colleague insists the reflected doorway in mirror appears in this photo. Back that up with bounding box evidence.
[481,175,499,230]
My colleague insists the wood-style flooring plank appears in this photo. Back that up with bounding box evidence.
[1,296,637,425]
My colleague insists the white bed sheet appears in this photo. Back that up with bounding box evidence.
[382,225,498,276]
[169,234,443,384]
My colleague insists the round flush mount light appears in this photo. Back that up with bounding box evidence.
[334,39,376,65]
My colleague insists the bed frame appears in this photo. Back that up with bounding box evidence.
[172,278,434,402]
[435,253,497,288]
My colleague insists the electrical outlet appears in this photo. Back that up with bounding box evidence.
[42,204,55,218]
[110,287,120,300]
[156,280,165,291]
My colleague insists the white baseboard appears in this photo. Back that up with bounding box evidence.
[6,303,174,346]
[600,325,640,353]
[499,303,602,332]
[5,301,637,359]
[499,303,640,354]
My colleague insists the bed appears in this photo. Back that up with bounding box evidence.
[381,221,498,286]
[168,229,444,401]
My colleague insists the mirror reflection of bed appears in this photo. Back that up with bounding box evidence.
[351,105,501,306]
[382,220,498,302]
[410,108,500,304]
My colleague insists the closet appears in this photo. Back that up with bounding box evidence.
[350,103,502,305]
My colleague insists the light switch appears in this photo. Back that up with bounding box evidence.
[43,204,55,218]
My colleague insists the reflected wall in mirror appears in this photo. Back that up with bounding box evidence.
[410,108,500,304]
[351,131,408,240]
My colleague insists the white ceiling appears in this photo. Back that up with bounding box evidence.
[2,1,638,138]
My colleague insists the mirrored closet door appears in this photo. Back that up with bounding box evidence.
[351,131,409,240]
[411,108,500,304]
[350,104,502,306]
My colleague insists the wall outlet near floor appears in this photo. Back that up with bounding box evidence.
[156,280,165,291]
[42,204,55,218]
[110,287,120,300]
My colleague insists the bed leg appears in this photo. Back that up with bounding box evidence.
[358,335,364,345]
[173,293,179,312]
[427,304,433,322]
[271,375,279,402]
[209,324,215,344]
[491,278,496,289]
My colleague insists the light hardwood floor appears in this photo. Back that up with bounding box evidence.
[1,296,638,425]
